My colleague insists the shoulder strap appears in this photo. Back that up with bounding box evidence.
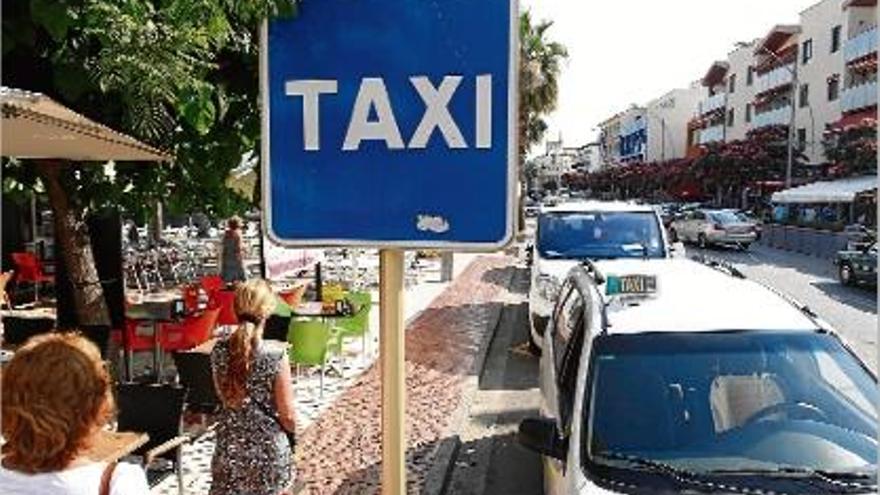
[99,461,118,495]
[254,398,286,431]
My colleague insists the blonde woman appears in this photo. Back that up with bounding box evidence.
[0,333,150,494]
[211,279,296,495]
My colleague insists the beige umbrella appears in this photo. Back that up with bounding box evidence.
[1,87,170,162]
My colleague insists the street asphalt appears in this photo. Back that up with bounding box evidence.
[683,243,878,371]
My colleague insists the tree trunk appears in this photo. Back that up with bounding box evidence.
[36,161,111,327]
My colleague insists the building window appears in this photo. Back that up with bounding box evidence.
[728,74,736,94]
[747,66,754,86]
[799,83,809,108]
[727,108,735,127]
[827,77,839,101]
[831,25,842,53]
[802,39,813,65]
[745,103,753,123]
[797,128,807,151]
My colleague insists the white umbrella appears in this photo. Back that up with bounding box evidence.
[1,87,170,162]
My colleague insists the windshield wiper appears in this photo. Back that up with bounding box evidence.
[593,452,747,494]
[709,467,876,492]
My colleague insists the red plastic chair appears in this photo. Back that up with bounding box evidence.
[159,307,221,351]
[182,284,201,313]
[111,319,158,351]
[209,290,238,327]
[11,252,54,302]
[200,275,224,298]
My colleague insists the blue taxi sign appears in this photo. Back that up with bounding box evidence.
[261,0,518,248]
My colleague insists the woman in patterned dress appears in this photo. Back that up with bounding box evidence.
[211,279,296,495]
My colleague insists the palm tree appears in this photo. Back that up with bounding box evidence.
[519,11,567,161]
[517,11,567,229]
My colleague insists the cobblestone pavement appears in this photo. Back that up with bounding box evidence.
[685,243,878,370]
[294,255,519,494]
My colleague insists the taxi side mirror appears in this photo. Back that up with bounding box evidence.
[518,417,567,461]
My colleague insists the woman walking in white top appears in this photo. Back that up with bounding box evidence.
[0,333,150,495]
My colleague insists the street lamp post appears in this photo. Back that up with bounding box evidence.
[757,45,798,188]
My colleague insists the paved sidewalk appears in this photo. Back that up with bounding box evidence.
[151,253,484,494]
[295,255,519,494]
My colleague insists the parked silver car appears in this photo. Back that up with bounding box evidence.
[669,209,757,249]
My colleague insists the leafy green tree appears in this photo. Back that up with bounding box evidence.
[2,0,295,324]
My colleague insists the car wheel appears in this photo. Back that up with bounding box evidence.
[698,233,708,249]
[741,243,751,251]
[839,263,854,286]
[669,228,679,243]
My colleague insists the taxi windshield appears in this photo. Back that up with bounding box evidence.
[584,331,877,477]
[537,211,665,260]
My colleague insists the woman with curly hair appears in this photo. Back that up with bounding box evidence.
[210,279,296,495]
[0,333,149,494]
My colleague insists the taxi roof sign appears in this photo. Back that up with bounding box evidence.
[261,0,518,249]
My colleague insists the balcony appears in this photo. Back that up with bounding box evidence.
[755,64,795,95]
[700,93,726,115]
[753,105,791,129]
[844,26,877,64]
[841,81,878,113]
[698,125,724,145]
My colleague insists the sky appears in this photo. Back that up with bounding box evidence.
[520,0,820,154]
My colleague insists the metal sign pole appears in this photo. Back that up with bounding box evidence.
[379,249,406,494]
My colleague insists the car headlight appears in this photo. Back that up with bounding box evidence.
[536,273,561,302]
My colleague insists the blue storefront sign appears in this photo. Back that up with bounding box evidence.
[262,0,517,248]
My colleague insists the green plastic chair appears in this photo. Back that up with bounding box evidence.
[331,291,373,359]
[288,318,331,396]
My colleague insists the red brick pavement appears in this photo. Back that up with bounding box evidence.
[294,256,516,494]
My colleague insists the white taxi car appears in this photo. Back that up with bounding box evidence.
[529,202,671,352]
[520,258,877,495]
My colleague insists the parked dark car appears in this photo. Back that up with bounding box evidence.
[834,242,877,286]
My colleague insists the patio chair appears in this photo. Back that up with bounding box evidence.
[287,319,332,396]
[199,275,224,298]
[116,383,189,494]
[278,284,306,307]
[264,313,292,342]
[172,351,222,417]
[159,307,220,352]
[10,252,54,303]
[209,290,238,330]
[331,291,373,359]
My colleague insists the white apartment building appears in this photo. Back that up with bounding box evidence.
[726,41,760,142]
[574,142,603,173]
[533,138,580,187]
[645,83,703,162]
[691,0,877,167]
[616,106,648,164]
[597,113,623,167]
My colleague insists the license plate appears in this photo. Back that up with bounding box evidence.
[607,275,657,295]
